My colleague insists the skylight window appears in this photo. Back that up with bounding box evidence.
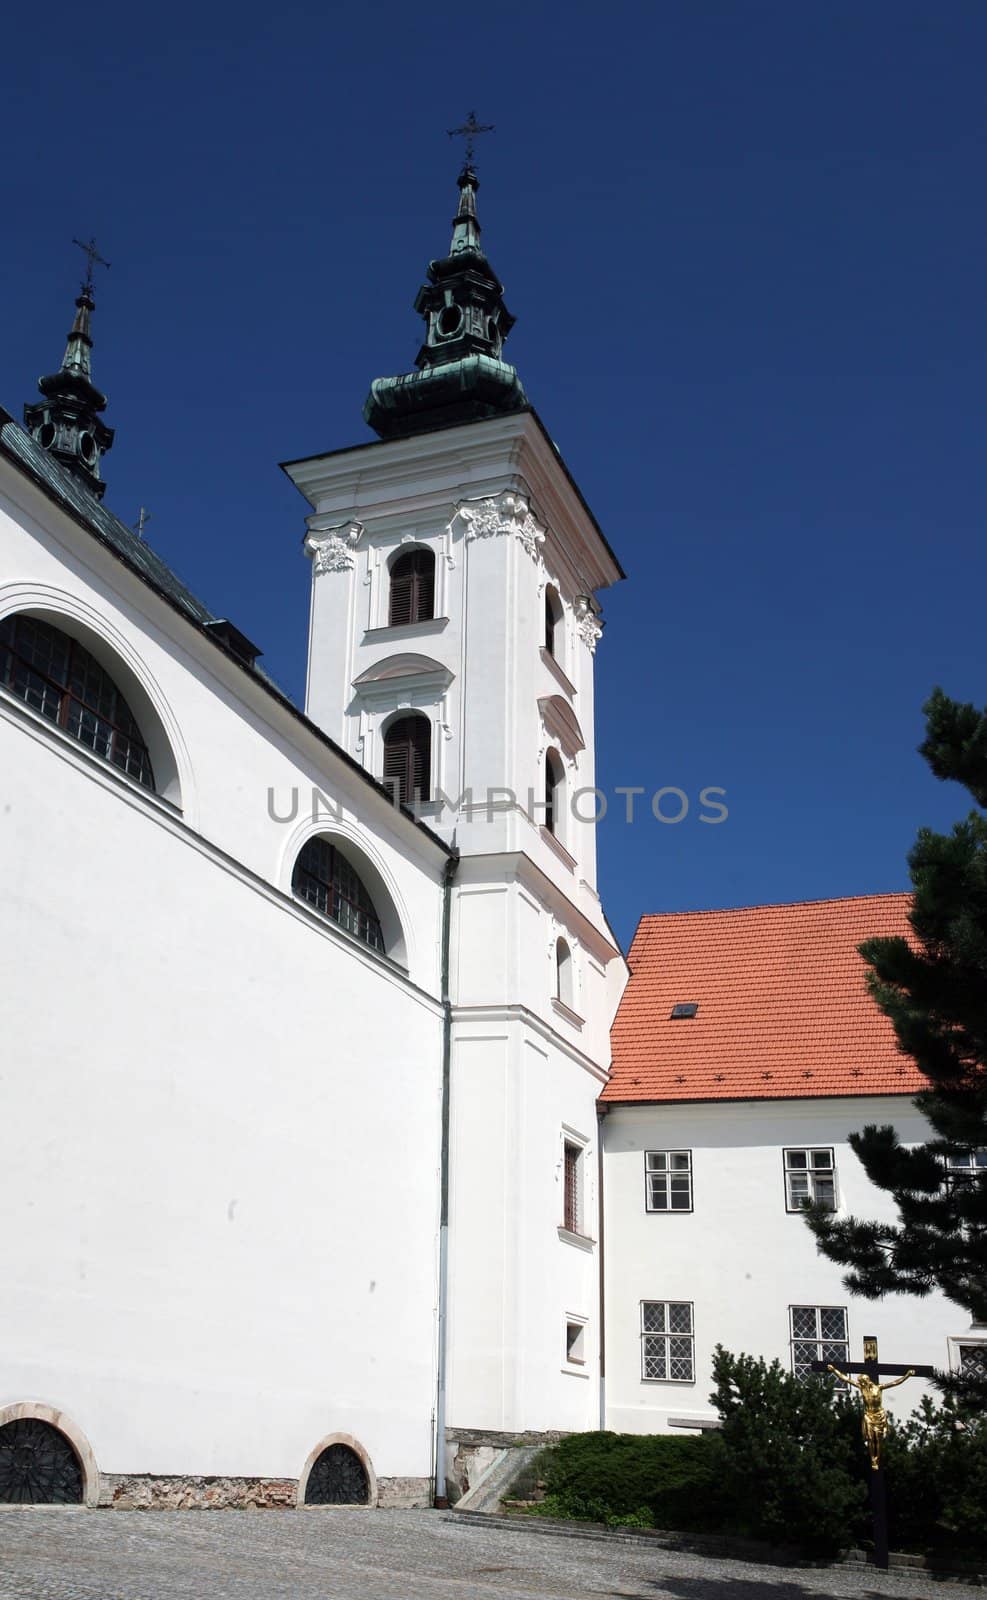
[670,1002,699,1020]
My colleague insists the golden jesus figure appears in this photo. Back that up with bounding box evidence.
[827,1364,915,1469]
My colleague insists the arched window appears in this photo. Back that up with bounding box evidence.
[555,938,573,1008]
[292,836,385,953]
[0,612,155,789]
[544,586,563,658]
[545,748,564,836]
[389,549,435,628]
[383,714,431,807]
[304,1442,370,1505]
[0,1419,83,1504]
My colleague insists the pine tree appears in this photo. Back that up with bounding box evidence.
[806,689,987,1406]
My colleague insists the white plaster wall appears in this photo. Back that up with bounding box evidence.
[0,461,448,1484]
[603,1098,974,1434]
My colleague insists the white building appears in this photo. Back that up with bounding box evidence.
[601,896,986,1434]
[0,165,973,1514]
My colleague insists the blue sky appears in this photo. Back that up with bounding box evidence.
[3,0,985,950]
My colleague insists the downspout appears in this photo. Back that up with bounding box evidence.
[434,847,459,1507]
[597,1104,609,1431]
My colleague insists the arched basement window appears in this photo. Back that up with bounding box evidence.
[0,612,155,789]
[0,1419,83,1504]
[545,748,564,836]
[544,585,563,658]
[556,938,573,1007]
[292,836,385,953]
[383,713,431,806]
[389,549,435,627]
[304,1442,370,1505]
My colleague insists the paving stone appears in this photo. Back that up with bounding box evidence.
[0,1508,958,1600]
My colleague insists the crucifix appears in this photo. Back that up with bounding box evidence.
[811,1334,935,1570]
[446,110,494,168]
[72,235,110,297]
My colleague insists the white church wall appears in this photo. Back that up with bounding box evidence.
[603,1097,971,1435]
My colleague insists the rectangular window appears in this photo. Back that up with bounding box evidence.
[945,1150,987,1188]
[641,1301,694,1382]
[565,1318,586,1365]
[790,1304,849,1380]
[957,1342,987,1380]
[784,1148,836,1211]
[563,1140,581,1234]
[645,1150,693,1212]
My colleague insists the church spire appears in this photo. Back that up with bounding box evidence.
[363,120,527,440]
[24,238,114,501]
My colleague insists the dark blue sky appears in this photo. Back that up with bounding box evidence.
[4,1,985,949]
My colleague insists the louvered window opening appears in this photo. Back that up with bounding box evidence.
[545,751,562,835]
[293,836,384,953]
[790,1304,848,1381]
[563,1141,580,1233]
[544,588,561,656]
[641,1301,694,1382]
[0,613,154,790]
[383,715,430,806]
[389,549,435,627]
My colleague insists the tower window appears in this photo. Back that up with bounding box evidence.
[544,586,563,659]
[563,1140,582,1234]
[0,613,155,790]
[292,836,385,953]
[383,714,431,807]
[545,748,564,836]
[555,938,573,1008]
[389,549,435,627]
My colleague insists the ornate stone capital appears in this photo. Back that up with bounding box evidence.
[574,595,603,653]
[305,521,364,575]
[453,491,545,561]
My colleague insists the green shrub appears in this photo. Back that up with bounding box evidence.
[883,1397,987,1558]
[527,1430,727,1531]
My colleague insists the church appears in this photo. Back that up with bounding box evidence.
[0,148,973,1511]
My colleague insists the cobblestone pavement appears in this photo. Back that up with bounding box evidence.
[0,1509,949,1600]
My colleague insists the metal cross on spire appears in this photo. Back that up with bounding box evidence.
[446,111,494,168]
[72,236,110,296]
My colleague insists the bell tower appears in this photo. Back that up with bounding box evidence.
[24,239,114,501]
[283,136,627,1456]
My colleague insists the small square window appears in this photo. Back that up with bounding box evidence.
[670,1002,699,1020]
[565,1319,586,1365]
[784,1148,836,1211]
[645,1150,693,1212]
[790,1305,848,1380]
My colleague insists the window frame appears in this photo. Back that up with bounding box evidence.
[562,1138,582,1235]
[783,1147,837,1212]
[382,712,432,807]
[789,1304,849,1381]
[388,548,435,629]
[544,585,563,660]
[291,836,385,954]
[640,1300,695,1384]
[564,1315,588,1369]
[644,1150,694,1214]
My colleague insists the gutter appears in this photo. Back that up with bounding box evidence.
[597,1103,608,1431]
[433,847,460,1506]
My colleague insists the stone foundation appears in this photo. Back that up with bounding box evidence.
[445,1428,568,1504]
[94,1473,433,1510]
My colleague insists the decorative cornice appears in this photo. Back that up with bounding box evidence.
[452,490,545,561]
[305,521,364,574]
[574,595,603,653]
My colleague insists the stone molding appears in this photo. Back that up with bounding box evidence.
[305,521,364,574]
[573,596,603,653]
[453,492,545,561]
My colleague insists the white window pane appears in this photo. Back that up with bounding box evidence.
[813,1177,836,1208]
[811,1149,834,1171]
[669,1303,692,1333]
[642,1303,665,1333]
[670,1188,691,1210]
[786,1150,807,1169]
[647,1152,667,1171]
[670,1152,691,1171]
[791,1307,817,1339]
[648,1176,668,1209]
[820,1307,847,1340]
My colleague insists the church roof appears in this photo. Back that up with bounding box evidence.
[605,893,923,1104]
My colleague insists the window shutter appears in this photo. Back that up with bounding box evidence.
[389,550,435,627]
[383,715,431,805]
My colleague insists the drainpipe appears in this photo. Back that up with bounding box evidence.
[434,848,459,1507]
[597,1104,609,1432]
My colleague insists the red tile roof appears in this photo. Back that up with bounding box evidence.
[605,893,924,1104]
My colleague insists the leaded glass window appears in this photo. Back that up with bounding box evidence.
[292,837,384,953]
[645,1151,693,1212]
[0,613,154,789]
[790,1304,849,1380]
[959,1343,987,1379]
[784,1147,836,1211]
[641,1300,694,1382]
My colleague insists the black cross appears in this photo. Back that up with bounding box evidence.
[446,111,494,168]
[72,236,110,296]
[811,1335,936,1571]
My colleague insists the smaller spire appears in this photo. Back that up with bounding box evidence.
[449,165,482,258]
[24,239,114,500]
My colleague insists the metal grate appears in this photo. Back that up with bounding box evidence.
[563,1142,580,1232]
[304,1444,370,1505]
[790,1304,849,1380]
[292,837,384,952]
[0,1420,83,1504]
[641,1301,694,1382]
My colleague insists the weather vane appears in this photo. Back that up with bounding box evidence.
[447,110,494,168]
[72,236,110,297]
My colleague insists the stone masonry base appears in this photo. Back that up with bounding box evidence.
[96,1475,432,1510]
